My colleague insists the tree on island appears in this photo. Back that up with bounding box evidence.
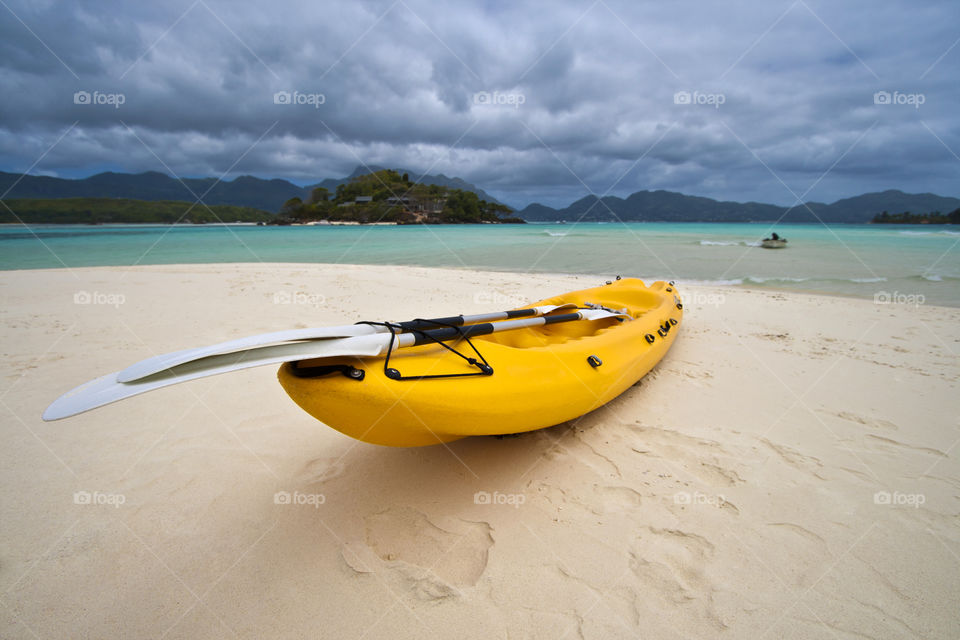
[0,198,273,224]
[308,187,329,204]
[281,197,303,215]
[871,208,959,224]
[272,168,523,225]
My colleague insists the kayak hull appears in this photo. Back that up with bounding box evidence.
[277,278,683,446]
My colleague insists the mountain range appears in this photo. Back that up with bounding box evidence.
[519,190,960,224]
[1,167,957,222]
[0,166,503,213]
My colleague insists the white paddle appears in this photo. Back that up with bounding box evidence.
[43,335,388,421]
[43,308,628,421]
[116,304,577,383]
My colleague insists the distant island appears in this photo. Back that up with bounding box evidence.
[0,198,272,224]
[272,169,524,225]
[519,190,960,224]
[1,166,959,224]
[0,165,504,213]
[871,209,960,224]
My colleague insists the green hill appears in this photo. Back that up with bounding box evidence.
[519,189,960,223]
[0,167,507,212]
[307,165,506,207]
[0,198,273,224]
[274,169,523,225]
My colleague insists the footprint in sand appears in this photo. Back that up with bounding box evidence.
[628,527,726,630]
[830,411,900,431]
[630,424,745,487]
[863,434,947,458]
[760,438,827,480]
[595,485,643,512]
[296,457,347,484]
[362,506,493,591]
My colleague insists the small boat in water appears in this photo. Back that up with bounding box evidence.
[761,232,788,249]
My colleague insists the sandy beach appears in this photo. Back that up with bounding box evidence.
[1,263,958,639]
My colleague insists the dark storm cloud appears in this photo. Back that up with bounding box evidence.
[0,0,957,207]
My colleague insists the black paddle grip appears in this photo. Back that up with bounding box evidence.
[397,315,465,331]
[541,312,581,325]
[397,307,538,332]
[410,322,495,345]
[409,312,582,346]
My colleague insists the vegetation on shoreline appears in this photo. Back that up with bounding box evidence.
[273,169,524,225]
[871,209,960,224]
[0,198,273,224]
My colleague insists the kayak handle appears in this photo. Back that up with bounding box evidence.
[376,320,495,382]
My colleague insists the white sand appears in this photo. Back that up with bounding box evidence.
[1,263,958,639]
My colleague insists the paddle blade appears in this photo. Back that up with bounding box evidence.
[43,334,390,421]
[118,305,576,383]
[116,324,382,383]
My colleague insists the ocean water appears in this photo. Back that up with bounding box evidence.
[1,222,957,306]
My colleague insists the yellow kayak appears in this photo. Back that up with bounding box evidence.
[277,278,683,446]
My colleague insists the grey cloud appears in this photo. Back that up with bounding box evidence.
[0,0,956,208]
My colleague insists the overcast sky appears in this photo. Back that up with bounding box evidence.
[0,0,957,208]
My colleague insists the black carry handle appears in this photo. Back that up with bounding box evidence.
[408,312,582,346]
[396,308,538,332]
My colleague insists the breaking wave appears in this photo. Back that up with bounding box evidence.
[698,240,761,246]
[898,230,960,237]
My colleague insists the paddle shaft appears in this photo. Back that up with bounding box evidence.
[395,311,608,348]
[394,307,546,332]
[44,309,625,421]
[116,303,576,383]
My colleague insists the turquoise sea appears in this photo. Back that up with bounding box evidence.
[2,222,958,306]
